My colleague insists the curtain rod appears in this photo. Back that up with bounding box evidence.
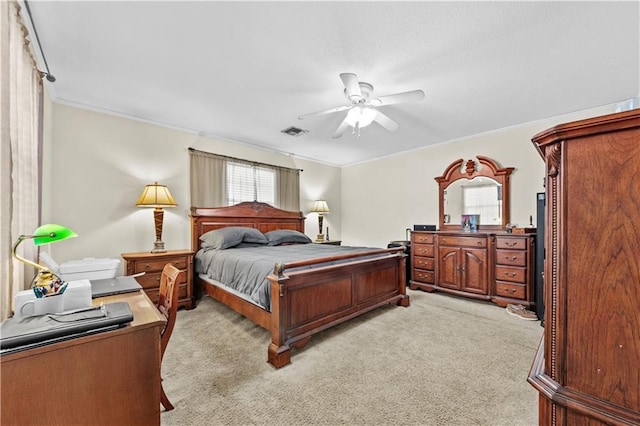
[188,147,303,172]
[23,0,55,82]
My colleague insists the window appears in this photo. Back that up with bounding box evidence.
[226,162,275,206]
[463,185,502,225]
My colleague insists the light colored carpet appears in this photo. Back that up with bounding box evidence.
[161,289,542,425]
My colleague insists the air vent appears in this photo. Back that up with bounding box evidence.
[281,126,308,137]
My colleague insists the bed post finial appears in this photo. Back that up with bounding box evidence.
[273,263,287,278]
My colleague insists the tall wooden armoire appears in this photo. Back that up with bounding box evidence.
[528,109,640,425]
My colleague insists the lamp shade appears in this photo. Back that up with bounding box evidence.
[136,182,178,208]
[32,224,78,246]
[310,200,330,214]
[345,107,376,128]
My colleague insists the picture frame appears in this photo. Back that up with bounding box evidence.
[461,214,479,232]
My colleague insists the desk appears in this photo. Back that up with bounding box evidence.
[0,291,165,426]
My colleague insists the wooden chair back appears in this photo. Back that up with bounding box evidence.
[158,263,183,354]
[158,263,183,411]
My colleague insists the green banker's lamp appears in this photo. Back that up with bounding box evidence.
[12,224,78,297]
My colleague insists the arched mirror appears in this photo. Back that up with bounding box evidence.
[436,156,514,231]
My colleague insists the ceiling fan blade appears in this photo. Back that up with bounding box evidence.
[298,105,350,120]
[340,73,362,100]
[374,110,400,132]
[332,117,351,139]
[370,90,425,107]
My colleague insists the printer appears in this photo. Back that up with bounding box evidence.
[40,252,120,281]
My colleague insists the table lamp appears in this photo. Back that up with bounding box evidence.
[12,224,78,297]
[136,182,178,253]
[310,200,330,242]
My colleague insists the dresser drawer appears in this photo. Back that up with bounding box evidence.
[414,257,434,270]
[130,257,188,274]
[496,249,527,267]
[413,233,434,244]
[414,244,434,257]
[413,269,434,284]
[496,237,526,250]
[495,282,525,299]
[495,266,526,283]
[438,235,486,248]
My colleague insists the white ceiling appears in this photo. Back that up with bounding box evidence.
[27,1,639,166]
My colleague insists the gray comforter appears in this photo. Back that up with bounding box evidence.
[195,244,379,310]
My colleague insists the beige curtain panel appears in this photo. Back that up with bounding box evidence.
[1,1,43,320]
[189,148,300,211]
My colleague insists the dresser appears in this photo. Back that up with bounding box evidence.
[410,231,535,308]
[122,249,194,310]
[1,291,165,425]
[528,110,640,425]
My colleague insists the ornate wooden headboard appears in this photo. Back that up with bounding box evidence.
[190,202,306,253]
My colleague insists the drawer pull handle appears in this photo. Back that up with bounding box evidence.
[477,241,481,245]
[504,287,517,294]
[144,263,150,269]
[441,239,447,243]
[504,272,517,277]
[505,256,518,261]
[505,241,517,247]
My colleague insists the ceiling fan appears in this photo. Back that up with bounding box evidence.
[298,73,425,138]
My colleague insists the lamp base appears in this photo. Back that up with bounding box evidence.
[315,234,325,242]
[151,241,166,253]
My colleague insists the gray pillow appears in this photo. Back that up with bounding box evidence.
[264,229,312,246]
[200,227,267,249]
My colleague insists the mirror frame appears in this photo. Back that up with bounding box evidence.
[436,156,514,231]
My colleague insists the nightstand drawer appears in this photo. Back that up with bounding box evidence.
[144,283,189,305]
[136,271,187,290]
[131,257,188,274]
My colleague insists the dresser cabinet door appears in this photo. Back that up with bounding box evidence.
[438,247,460,290]
[461,248,488,294]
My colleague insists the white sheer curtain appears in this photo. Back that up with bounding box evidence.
[189,148,300,211]
[0,1,43,320]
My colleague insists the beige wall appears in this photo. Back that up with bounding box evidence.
[340,104,618,247]
[42,104,341,274]
[43,101,619,273]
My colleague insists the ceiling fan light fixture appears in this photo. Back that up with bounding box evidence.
[345,107,376,128]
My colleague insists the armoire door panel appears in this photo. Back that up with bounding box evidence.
[528,110,640,426]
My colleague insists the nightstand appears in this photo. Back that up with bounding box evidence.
[121,249,194,310]
[313,240,342,246]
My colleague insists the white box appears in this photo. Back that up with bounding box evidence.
[62,279,92,311]
[13,280,93,317]
[40,252,119,281]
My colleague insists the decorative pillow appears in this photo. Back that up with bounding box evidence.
[200,227,267,249]
[264,229,312,246]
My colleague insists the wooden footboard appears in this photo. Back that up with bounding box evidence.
[267,247,409,368]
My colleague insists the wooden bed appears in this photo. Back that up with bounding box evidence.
[190,201,410,368]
